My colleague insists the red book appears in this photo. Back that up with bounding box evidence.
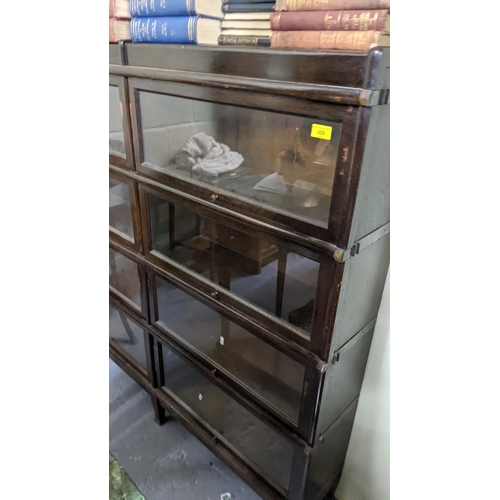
[270,30,389,50]
[274,0,390,11]
[270,9,389,31]
[109,0,131,19]
[109,18,131,43]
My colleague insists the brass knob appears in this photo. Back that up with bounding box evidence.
[210,194,219,202]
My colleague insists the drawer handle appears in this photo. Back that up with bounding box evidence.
[211,291,219,299]
[210,194,219,202]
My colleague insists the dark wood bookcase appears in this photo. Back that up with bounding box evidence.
[109,41,390,500]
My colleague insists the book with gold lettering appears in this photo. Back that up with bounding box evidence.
[270,9,389,31]
[271,29,389,50]
[274,0,389,11]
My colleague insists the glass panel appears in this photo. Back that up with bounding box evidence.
[149,193,319,335]
[109,178,134,240]
[155,276,305,423]
[109,85,125,157]
[138,90,342,227]
[109,305,148,371]
[109,248,141,308]
[161,343,295,490]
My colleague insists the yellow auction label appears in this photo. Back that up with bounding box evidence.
[310,124,332,141]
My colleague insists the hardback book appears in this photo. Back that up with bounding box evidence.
[224,12,271,19]
[224,0,276,3]
[109,0,131,19]
[131,16,221,44]
[274,0,389,11]
[223,2,275,12]
[270,9,389,31]
[221,28,272,35]
[270,29,389,49]
[109,18,131,42]
[219,34,271,45]
[221,19,271,28]
[130,0,223,19]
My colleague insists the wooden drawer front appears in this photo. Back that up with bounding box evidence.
[153,274,306,425]
[160,341,297,493]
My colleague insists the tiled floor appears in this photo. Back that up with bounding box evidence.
[109,359,262,500]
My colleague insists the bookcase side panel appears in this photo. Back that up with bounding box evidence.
[348,104,390,247]
[330,232,390,357]
[305,399,358,500]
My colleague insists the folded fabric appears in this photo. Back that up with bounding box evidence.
[174,132,244,177]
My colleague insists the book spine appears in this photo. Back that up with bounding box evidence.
[223,3,275,12]
[270,30,381,49]
[270,9,388,31]
[130,0,196,17]
[218,34,271,45]
[130,16,198,43]
[224,0,275,3]
[274,0,389,12]
[110,0,132,19]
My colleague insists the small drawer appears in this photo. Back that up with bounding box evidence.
[160,341,298,493]
[109,247,142,311]
[153,274,306,425]
[109,305,148,372]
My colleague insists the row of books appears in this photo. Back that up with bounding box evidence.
[270,0,389,50]
[218,0,274,47]
[109,0,390,50]
[220,0,390,48]
[109,0,131,43]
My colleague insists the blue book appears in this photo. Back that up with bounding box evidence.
[131,16,221,44]
[130,0,223,19]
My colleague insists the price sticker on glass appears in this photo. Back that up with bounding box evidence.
[310,124,332,141]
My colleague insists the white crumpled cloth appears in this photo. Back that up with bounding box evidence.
[174,132,244,177]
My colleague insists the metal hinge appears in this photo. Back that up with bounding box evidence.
[334,223,390,262]
[316,352,340,373]
[359,88,390,107]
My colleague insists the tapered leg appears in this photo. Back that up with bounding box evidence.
[151,397,170,426]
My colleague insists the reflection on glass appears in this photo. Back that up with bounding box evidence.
[109,178,134,240]
[109,248,141,308]
[149,193,319,335]
[138,91,342,227]
[109,85,125,156]
[161,343,295,489]
[109,305,147,370]
[155,276,304,422]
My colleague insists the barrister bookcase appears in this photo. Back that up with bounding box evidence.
[109,41,390,500]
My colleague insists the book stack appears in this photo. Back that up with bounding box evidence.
[109,0,131,43]
[218,0,275,46]
[129,0,223,45]
[270,0,390,51]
